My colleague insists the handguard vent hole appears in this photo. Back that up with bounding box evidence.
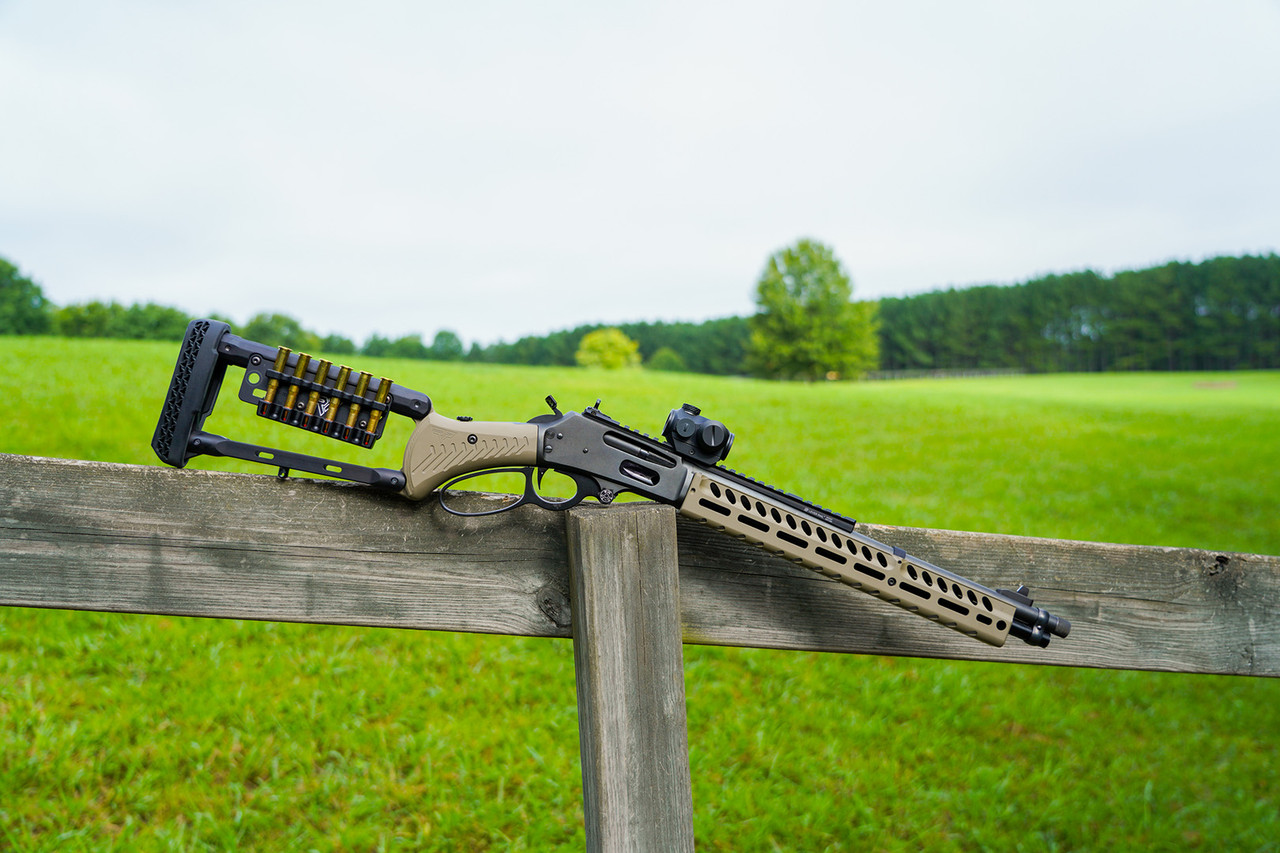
[900,582,930,601]
[815,546,846,565]
[777,530,808,549]
[854,563,886,582]
[698,499,731,518]
[982,596,993,612]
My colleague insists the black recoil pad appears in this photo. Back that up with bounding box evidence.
[152,319,232,467]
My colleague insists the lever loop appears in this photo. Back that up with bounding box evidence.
[438,467,595,517]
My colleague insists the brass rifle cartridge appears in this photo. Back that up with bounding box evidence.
[282,353,311,411]
[366,377,392,434]
[346,371,372,428]
[325,365,352,427]
[304,359,332,417]
[263,347,291,405]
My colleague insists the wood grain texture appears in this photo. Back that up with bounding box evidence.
[676,520,1280,676]
[0,454,572,638]
[3,454,1277,676]
[567,504,694,853]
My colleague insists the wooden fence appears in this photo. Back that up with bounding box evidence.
[2,453,1277,849]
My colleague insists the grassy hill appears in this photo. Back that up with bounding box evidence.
[1,336,1277,850]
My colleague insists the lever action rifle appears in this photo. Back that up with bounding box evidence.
[152,319,1070,649]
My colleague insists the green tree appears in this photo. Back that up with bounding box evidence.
[646,346,688,372]
[428,330,465,361]
[575,327,640,369]
[386,334,430,359]
[362,334,392,357]
[54,301,113,337]
[242,313,320,351]
[320,333,357,355]
[747,239,880,380]
[109,302,190,339]
[0,258,52,334]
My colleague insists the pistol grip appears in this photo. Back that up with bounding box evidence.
[401,411,538,499]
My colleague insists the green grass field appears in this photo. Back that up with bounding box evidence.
[1,336,1277,851]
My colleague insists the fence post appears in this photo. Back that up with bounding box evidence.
[566,503,695,852]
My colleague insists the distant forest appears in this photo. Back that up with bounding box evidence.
[879,254,1280,373]
[471,254,1280,373]
[3,253,1277,374]
[468,316,748,375]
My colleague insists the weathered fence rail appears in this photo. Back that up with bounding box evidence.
[4,455,1276,675]
[3,453,1278,848]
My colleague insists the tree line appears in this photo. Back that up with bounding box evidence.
[0,252,750,372]
[879,254,1280,372]
[4,251,1277,375]
[469,316,749,373]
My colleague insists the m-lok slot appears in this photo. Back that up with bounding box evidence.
[698,498,731,517]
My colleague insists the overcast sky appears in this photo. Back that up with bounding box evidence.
[2,1,1278,346]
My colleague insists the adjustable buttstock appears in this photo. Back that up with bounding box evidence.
[152,320,427,491]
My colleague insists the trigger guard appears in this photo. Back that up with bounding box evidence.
[526,470,596,511]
